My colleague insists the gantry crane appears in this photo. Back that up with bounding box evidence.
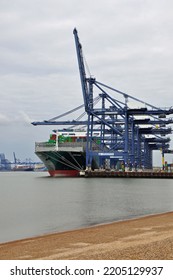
[32,28,173,170]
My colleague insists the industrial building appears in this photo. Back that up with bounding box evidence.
[0,153,11,171]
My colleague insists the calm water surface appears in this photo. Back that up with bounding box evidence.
[0,172,173,243]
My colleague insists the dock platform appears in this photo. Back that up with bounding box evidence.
[83,170,173,178]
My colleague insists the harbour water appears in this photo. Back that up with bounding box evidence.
[0,172,173,243]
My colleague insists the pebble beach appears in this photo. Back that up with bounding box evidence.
[0,212,173,260]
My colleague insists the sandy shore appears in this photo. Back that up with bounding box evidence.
[1,212,173,260]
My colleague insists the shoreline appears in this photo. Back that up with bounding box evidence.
[1,210,172,245]
[1,211,173,259]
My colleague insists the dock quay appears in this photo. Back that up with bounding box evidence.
[83,170,173,178]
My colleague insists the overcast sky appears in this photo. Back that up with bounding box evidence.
[0,0,173,164]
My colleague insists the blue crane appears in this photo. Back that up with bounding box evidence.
[32,28,173,171]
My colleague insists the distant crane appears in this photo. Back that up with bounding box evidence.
[13,152,18,164]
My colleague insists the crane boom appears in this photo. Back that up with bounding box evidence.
[73,28,89,111]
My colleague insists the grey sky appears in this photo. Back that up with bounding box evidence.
[0,0,173,164]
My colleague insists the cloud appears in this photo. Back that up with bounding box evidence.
[0,111,33,126]
[0,113,11,125]
[18,111,33,125]
[0,0,173,163]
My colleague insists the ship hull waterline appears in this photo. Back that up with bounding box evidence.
[36,150,99,177]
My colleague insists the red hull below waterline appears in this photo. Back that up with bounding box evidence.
[48,170,80,177]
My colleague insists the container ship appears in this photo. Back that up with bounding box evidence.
[35,131,99,177]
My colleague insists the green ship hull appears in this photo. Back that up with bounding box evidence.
[36,150,98,177]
